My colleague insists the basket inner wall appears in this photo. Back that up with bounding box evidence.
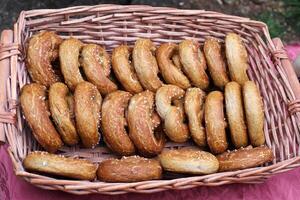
[12,6,300,176]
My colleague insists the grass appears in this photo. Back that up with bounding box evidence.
[255,11,286,38]
[255,0,300,41]
[283,0,300,33]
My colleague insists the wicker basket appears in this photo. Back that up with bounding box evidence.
[0,4,300,195]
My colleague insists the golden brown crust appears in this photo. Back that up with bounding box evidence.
[132,39,162,92]
[158,148,219,174]
[101,90,135,156]
[178,40,209,90]
[156,43,191,89]
[59,38,84,90]
[74,81,102,148]
[112,45,143,94]
[155,85,189,142]
[23,151,97,180]
[217,146,273,172]
[184,88,206,147]
[225,82,248,148]
[20,84,63,153]
[81,44,118,95]
[128,90,165,157]
[26,31,62,87]
[205,91,228,154]
[243,81,265,146]
[97,156,162,182]
[49,82,79,146]
[225,33,249,85]
[204,37,229,89]
[172,54,183,70]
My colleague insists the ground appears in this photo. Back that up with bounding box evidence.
[0,0,299,42]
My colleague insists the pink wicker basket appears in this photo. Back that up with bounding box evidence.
[1,4,300,195]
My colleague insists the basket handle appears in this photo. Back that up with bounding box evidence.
[0,30,14,144]
[272,38,300,97]
[272,38,300,114]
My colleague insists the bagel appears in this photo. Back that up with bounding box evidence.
[243,81,265,146]
[26,31,62,87]
[217,146,273,172]
[23,151,97,180]
[184,88,206,147]
[49,82,79,146]
[156,43,191,89]
[59,38,84,90]
[74,81,102,148]
[128,90,165,157]
[111,45,143,94]
[97,156,162,182]
[205,91,228,154]
[204,37,229,89]
[225,82,248,148]
[158,148,219,174]
[172,54,183,70]
[225,33,249,84]
[101,90,135,156]
[178,40,209,89]
[81,44,118,95]
[20,83,63,153]
[132,38,162,92]
[155,85,189,142]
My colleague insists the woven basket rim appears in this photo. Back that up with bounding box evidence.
[20,4,268,26]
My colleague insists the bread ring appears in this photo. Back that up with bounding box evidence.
[184,88,206,147]
[173,98,185,120]
[20,83,63,153]
[243,81,265,146]
[158,148,219,174]
[59,38,84,90]
[101,90,135,156]
[81,44,118,95]
[23,151,97,180]
[172,54,183,70]
[151,111,161,129]
[225,33,249,84]
[128,90,165,157]
[26,31,62,87]
[156,43,191,89]
[155,85,189,142]
[205,91,228,154]
[74,81,102,148]
[217,146,273,172]
[204,37,229,89]
[97,156,162,182]
[112,45,143,94]
[225,82,248,148]
[66,94,75,120]
[178,40,209,89]
[132,38,162,92]
[49,82,79,146]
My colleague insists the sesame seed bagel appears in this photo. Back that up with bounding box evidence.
[97,156,162,182]
[23,151,97,180]
[159,148,219,174]
[156,85,189,143]
[101,90,135,156]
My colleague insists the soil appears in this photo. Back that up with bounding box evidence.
[0,0,299,42]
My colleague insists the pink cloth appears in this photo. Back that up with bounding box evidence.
[286,43,300,61]
[1,46,300,200]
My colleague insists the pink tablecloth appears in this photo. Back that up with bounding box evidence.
[1,45,300,200]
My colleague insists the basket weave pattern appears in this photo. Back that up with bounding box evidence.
[0,4,300,195]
